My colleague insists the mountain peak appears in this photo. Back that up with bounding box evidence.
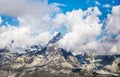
[48,32,63,44]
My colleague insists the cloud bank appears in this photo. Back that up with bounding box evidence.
[0,0,59,53]
[105,5,120,54]
[57,6,120,55]
[0,0,120,55]
[57,7,102,53]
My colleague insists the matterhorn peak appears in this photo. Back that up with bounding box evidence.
[48,32,63,44]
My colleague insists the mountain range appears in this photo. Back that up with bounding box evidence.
[0,32,120,77]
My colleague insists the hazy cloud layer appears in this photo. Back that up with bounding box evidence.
[0,0,50,16]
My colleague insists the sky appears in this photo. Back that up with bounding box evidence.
[0,0,120,55]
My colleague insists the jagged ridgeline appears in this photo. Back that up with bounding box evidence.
[0,32,120,77]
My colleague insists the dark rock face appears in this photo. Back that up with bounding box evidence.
[60,49,73,59]
[0,48,9,53]
[48,32,63,44]
[118,63,120,69]
[94,74,114,77]
[94,55,116,65]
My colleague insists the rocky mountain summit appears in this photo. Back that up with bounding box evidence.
[0,32,120,77]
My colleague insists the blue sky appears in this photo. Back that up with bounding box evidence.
[0,15,19,26]
[48,0,120,20]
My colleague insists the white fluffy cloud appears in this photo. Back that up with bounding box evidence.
[106,5,120,34]
[57,7,102,54]
[105,5,120,54]
[82,5,120,54]
[0,0,60,53]
[0,26,52,53]
[56,5,120,55]
[0,0,62,32]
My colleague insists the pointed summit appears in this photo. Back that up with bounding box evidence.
[48,32,63,44]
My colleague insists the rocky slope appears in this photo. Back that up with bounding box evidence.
[0,32,120,77]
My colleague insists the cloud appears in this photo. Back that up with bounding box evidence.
[0,0,63,33]
[0,0,120,55]
[84,5,120,55]
[106,5,120,35]
[0,0,52,16]
[0,0,60,53]
[57,5,120,55]
[103,4,111,8]
[57,7,102,54]
[0,25,52,53]
[95,1,100,6]
[0,16,2,24]
[104,5,120,54]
